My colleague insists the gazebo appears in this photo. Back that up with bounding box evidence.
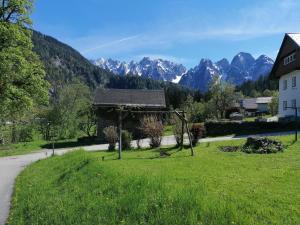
[93,88,193,159]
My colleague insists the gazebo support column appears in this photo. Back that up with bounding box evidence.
[118,110,122,160]
[180,110,184,150]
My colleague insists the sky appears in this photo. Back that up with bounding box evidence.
[32,0,300,68]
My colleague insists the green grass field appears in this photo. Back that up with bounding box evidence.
[7,136,300,225]
[0,140,47,157]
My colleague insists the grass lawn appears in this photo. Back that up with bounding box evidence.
[8,136,300,225]
[163,125,173,136]
[0,140,47,157]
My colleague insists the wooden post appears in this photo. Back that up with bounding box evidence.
[183,111,194,156]
[52,141,55,156]
[118,110,122,160]
[180,110,185,150]
[295,108,298,141]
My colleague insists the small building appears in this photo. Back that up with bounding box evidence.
[270,33,300,119]
[241,97,272,116]
[93,88,166,141]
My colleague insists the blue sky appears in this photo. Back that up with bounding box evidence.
[32,0,300,68]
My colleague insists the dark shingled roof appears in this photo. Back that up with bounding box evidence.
[93,88,166,108]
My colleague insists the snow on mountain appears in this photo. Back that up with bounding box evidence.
[179,59,220,92]
[92,52,274,92]
[179,53,274,92]
[92,57,187,82]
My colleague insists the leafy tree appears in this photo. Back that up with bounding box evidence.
[183,95,205,122]
[0,0,49,144]
[0,0,33,26]
[208,77,241,119]
[268,91,279,116]
[41,81,92,139]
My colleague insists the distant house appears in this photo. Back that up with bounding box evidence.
[93,88,166,141]
[270,33,300,118]
[241,97,272,116]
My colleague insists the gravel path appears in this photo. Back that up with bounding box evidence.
[0,130,297,225]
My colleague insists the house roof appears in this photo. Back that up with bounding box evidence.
[256,97,272,104]
[242,97,272,110]
[93,88,166,108]
[288,33,300,46]
[242,98,257,110]
[270,33,300,79]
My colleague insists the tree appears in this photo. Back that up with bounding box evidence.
[268,92,279,116]
[37,81,92,140]
[208,77,241,119]
[0,0,33,26]
[0,0,49,120]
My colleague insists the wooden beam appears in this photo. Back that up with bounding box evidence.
[183,111,194,156]
[118,110,122,160]
[180,110,184,150]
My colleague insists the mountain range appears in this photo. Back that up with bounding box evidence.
[92,57,187,83]
[92,53,274,92]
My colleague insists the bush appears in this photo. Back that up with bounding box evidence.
[103,126,118,151]
[141,116,164,148]
[242,137,284,154]
[121,130,132,150]
[205,121,300,137]
[190,123,205,146]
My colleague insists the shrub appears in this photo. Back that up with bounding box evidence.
[18,126,35,142]
[121,130,132,150]
[141,116,164,148]
[190,123,205,146]
[242,137,284,154]
[205,121,300,137]
[171,116,184,147]
[103,126,118,151]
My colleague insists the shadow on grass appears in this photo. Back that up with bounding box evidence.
[41,140,104,149]
[99,146,193,161]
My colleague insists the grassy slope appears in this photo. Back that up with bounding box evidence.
[8,136,300,225]
[0,140,47,157]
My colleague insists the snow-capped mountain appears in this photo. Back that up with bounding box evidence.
[179,59,220,92]
[92,57,187,82]
[179,52,274,92]
[92,52,274,92]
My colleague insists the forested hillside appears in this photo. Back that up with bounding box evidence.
[31,30,198,108]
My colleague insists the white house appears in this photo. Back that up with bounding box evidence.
[271,33,300,119]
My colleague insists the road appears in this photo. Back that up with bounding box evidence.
[0,130,297,225]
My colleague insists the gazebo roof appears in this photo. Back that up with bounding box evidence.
[93,88,166,108]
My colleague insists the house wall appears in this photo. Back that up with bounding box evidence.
[257,103,269,113]
[279,70,300,118]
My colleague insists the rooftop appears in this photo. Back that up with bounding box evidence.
[93,88,166,108]
[287,33,300,46]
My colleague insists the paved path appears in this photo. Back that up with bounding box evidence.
[0,130,297,225]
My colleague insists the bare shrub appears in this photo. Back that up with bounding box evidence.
[171,115,184,147]
[190,123,206,146]
[103,126,118,151]
[141,115,164,148]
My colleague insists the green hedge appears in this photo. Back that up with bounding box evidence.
[205,121,299,137]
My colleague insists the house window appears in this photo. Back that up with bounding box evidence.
[284,52,296,66]
[292,99,297,108]
[292,76,297,88]
[283,80,288,90]
[283,101,287,111]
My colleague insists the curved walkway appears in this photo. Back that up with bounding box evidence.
[0,130,297,225]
